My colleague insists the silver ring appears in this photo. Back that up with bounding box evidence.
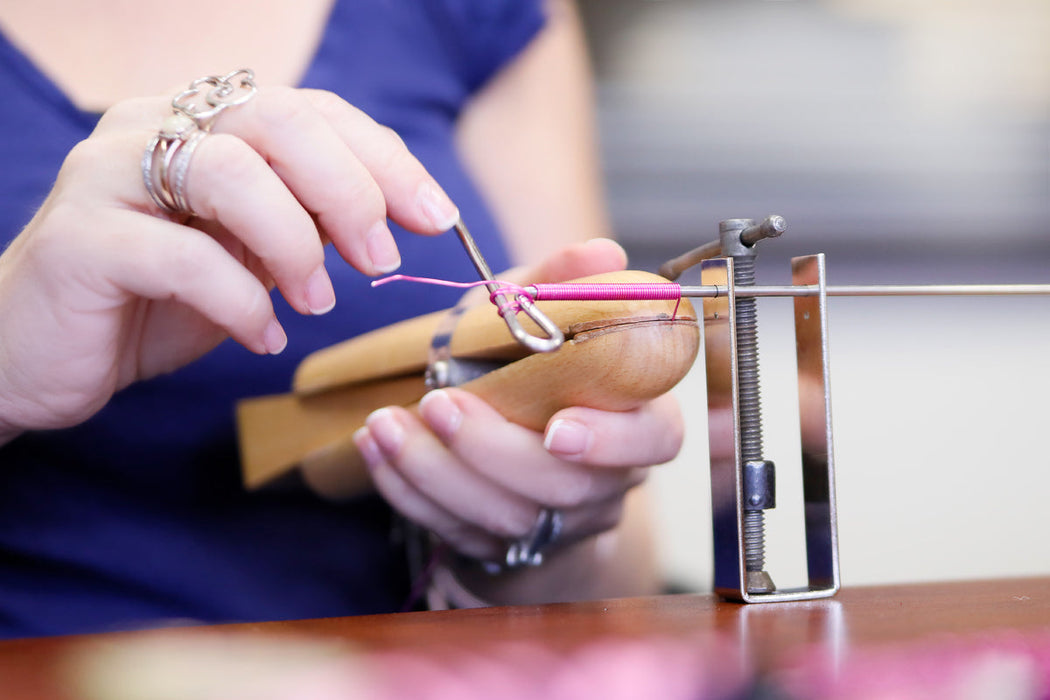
[504,508,564,569]
[142,69,257,216]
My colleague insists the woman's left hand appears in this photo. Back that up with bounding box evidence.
[352,239,686,563]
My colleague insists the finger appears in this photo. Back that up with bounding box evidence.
[544,393,685,467]
[210,88,404,276]
[303,89,460,233]
[555,495,628,543]
[67,129,332,319]
[353,425,505,561]
[81,207,284,355]
[360,415,627,558]
[168,132,338,313]
[91,96,171,135]
[362,406,539,540]
[419,389,647,509]
[182,133,336,314]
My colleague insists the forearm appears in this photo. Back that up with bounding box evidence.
[456,0,610,265]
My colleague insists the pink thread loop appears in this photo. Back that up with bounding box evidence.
[371,274,537,317]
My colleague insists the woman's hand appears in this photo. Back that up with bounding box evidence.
[0,86,459,443]
[353,239,685,568]
[360,386,682,563]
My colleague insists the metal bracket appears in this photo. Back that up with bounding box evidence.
[703,254,840,602]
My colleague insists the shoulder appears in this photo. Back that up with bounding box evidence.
[314,1,548,107]
[423,0,548,90]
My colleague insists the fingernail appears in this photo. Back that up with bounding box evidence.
[366,221,401,274]
[544,419,592,458]
[418,181,460,231]
[352,427,383,469]
[263,318,287,355]
[305,265,336,314]
[365,407,404,455]
[419,389,462,440]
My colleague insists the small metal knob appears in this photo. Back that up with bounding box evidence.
[740,215,787,247]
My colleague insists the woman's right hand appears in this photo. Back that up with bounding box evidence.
[0,85,459,444]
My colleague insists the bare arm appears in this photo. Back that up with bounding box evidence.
[456,0,611,264]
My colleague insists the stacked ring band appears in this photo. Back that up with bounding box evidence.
[141,69,258,217]
[504,507,564,568]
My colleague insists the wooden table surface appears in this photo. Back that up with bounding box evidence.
[2,577,1049,699]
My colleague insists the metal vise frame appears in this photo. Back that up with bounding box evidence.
[697,219,839,602]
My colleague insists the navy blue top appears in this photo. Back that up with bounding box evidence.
[0,0,544,638]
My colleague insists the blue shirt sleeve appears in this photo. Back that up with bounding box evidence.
[428,0,547,92]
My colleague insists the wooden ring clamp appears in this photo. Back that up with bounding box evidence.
[235,269,701,500]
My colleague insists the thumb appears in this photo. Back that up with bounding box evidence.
[501,238,628,285]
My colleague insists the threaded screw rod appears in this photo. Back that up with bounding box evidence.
[719,217,783,593]
[732,255,767,575]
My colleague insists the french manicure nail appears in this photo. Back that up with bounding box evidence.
[352,427,383,469]
[305,265,336,314]
[263,318,287,355]
[419,389,462,440]
[544,419,592,458]
[366,221,401,274]
[418,181,460,231]
[365,407,405,454]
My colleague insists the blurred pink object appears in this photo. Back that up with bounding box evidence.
[68,630,747,700]
[370,635,746,700]
[776,631,1050,700]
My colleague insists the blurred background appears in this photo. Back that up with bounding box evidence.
[575,0,1050,591]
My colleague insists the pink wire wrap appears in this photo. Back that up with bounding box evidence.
[372,275,684,319]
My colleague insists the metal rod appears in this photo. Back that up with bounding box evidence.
[453,219,497,285]
[679,284,1050,299]
[826,284,1050,297]
[657,241,723,281]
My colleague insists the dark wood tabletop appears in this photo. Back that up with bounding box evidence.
[2,577,1049,699]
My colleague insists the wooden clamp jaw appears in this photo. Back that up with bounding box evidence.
[236,270,700,501]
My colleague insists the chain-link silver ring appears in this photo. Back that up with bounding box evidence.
[504,508,564,569]
[141,69,257,217]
